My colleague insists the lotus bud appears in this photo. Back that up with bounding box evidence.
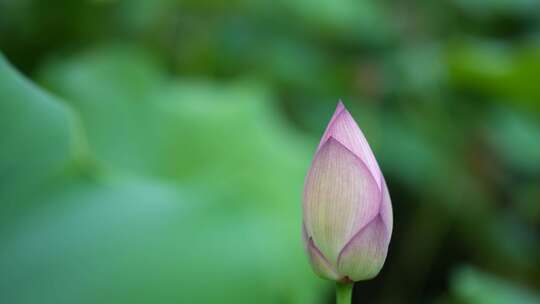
[302,101,393,282]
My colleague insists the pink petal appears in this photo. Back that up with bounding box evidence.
[337,216,390,281]
[303,138,381,265]
[302,224,341,280]
[317,101,382,189]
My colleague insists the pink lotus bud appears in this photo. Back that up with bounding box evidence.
[302,101,393,282]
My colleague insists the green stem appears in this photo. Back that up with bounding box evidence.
[336,282,353,304]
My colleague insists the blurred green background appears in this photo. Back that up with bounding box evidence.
[1,0,539,303]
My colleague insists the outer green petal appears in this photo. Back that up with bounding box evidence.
[337,216,389,281]
[303,137,381,265]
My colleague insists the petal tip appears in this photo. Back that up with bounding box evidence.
[330,101,347,124]
[336,99,346,111]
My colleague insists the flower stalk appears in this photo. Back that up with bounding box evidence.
[336,282,353,304]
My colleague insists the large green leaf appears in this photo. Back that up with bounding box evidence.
[0,48,325,304]
[38,46,166,177]
[0,179,322,304]
[38,47,314,213]
[0,53,90,224]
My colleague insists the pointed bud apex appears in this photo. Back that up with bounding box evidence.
[302,101,393,282]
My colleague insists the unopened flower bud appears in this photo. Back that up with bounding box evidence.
[302,101,393,282]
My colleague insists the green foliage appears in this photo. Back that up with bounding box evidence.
[0,51,323,304]
[449,43,540,107]
[486,107,540,174]
[0,55,90,224]
[452,266,540,304]
[0,0,539,303]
